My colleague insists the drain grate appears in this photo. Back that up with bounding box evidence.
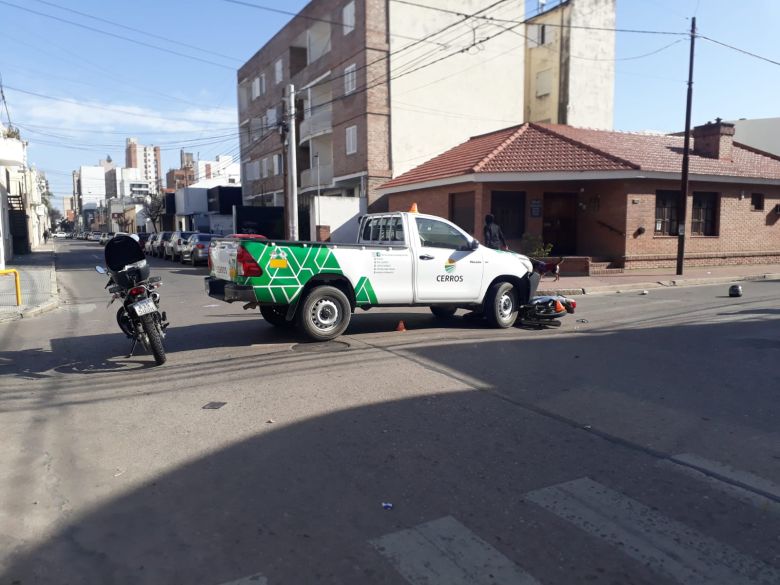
[291,341,350,353]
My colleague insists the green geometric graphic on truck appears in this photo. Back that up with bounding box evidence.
[354,277,378,305]
[237,241,344,304]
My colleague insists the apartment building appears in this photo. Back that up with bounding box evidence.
[237,0,527,213]
[125,137,162,193]
[524,0,615,129]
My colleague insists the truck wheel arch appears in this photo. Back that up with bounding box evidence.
[484,274,531,306]
[299,274,357,311]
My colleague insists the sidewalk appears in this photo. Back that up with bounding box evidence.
[537,263,780,296]
[0,244,59,323]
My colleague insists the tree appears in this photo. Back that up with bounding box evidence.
[142,192,166,232]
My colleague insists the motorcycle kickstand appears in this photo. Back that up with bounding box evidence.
[127,338,138,358]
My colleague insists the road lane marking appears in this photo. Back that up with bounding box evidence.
[370,515,540,585]
[216,573,268,585]
[527,477,779,585]
[670,453,780,503]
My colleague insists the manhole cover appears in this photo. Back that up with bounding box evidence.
[291,341,350,353]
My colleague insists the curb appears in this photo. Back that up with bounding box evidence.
[560,272,780,296]
[0,250,60,324]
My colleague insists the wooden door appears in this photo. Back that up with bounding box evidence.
[542,193,577,255]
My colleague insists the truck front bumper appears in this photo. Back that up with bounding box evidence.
[204,276,257,303]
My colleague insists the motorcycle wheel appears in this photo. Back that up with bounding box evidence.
[116,307,133,338]
[141,313,167,365]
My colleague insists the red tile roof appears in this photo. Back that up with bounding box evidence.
[380,122,780,190]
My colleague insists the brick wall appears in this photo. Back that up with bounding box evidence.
[387,177,780,269]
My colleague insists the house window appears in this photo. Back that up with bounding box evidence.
[343,1,355,35]
[238,83,250,112]
[692,192,719,236]
[654,190,679,236]
[346,125,357,155]
[751,193,764,211]
[244,160,260,182]
[266,107,278,128]
[272,154,282,176]
[535,69,552,97]
[275,58,283,84]
[261,158,268,178]
[251,77,261,100]
[344,63,357,95]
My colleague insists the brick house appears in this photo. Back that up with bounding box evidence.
[378,121,780,270]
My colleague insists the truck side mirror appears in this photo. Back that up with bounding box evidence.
[470,239,479,250]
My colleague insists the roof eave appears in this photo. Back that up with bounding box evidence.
[377,170,780,195]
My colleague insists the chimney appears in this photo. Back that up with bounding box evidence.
[692,118,735,160]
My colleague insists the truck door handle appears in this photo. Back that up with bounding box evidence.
[419,254,434,260]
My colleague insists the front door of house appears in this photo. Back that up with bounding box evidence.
[543,193,577,256]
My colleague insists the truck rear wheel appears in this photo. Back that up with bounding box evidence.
[260,305,291,327]
[298,286,351,341]
[485,281,519,328]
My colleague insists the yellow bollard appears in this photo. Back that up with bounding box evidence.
[0,269,22,306]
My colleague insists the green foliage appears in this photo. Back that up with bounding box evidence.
[518,234,553,258]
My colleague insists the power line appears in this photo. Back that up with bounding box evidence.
[570,38,685,61]
[298,0,514,95]
[30,0,242,63]
[698,35,780,67]
[3,84,233,125]
[0,0,235,70]
[221,0,448,47]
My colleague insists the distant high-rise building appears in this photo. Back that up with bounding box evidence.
[125,137,162,193]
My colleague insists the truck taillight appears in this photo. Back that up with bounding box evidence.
[237,245,262,277]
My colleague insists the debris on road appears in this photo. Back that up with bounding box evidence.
[640,290,649,295]
[729,284,743,297]
[381,502,394,510]
[202,401,226,410]
[266,419,276,424]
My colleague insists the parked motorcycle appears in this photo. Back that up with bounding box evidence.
[96,234,169,365]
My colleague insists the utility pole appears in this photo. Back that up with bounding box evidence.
[677,16,696,276]
[285,84,299,240]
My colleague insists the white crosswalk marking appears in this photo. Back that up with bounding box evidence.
[371,515,540,585]
[527,477,780,585]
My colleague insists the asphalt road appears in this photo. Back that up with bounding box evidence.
[1,239,778,585]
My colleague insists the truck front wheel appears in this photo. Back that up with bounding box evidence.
[298,286,351,341]
[485,281,519,328]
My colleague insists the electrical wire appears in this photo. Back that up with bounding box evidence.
[31,0,242,63]
[698,35,780,68]
[570,38,685,61]
[0,0,235,70]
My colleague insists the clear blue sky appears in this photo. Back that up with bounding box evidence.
[0,0,778,209]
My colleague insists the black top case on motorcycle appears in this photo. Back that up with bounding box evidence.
[104,235,149,288]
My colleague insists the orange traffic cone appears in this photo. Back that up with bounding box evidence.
[408,202,419,213]
[396,320,407,332]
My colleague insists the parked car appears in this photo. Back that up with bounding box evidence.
[136,232,151,248]
[164,231,195,261]
[90,231,102,241]
[53,231,67,239]
[152,232,172,257]
[145,233,160,255]
[181,233,215,265]
[99,232,115,245]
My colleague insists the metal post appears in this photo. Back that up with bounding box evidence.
[286,84,299,240]
[315,153,321,241]
[677,16,696,276]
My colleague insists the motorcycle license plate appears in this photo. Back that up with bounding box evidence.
[132,298,157,316]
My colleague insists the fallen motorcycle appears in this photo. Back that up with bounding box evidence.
[95,234,169,365]
[519,260,577,328]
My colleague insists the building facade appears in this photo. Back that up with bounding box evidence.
[524,0,615,129]
[125,137,162,193]
[237,0,527,215]
[379,120,780,270]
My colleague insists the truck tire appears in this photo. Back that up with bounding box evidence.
[298,286,351,341]
[260,305,291,328]
[430,306,457,319]
[485,281,519,328]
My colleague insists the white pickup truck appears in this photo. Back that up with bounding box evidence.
[205,211,543,341]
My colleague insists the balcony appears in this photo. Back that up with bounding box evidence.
[0,136,25,167]
[299,104,332,144]
[300,163,333,190]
